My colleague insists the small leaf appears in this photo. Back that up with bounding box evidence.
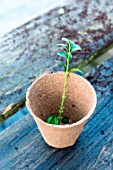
[57,51,68,59]
[46,114,55,124]
[61,117,69,124]
[46,115,60,125]
[62,38,70,43]
[52,116,60,125]
[58,61,66,71]
[72,45,82,52]
[69,54,72,61]
[69,40,82,53]
[70,68,84,76]
[57,44,68,50]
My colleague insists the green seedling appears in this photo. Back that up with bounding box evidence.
[46,38,83,125]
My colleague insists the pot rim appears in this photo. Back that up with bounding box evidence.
[26,72,97,129]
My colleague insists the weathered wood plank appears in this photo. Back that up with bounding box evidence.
[0,56,113,170]
[0,0,113,114]
[0,98,26,123]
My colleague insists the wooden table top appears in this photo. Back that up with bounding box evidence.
[0,0,113,169]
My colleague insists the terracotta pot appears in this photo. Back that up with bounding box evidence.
[26,72,97,148]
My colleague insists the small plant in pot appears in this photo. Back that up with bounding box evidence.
[26,38,97,148]
[46,38,83,125]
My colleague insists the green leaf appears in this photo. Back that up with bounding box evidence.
[57,44,68,50]
[62,38,70,43]
[69,54,72,61]
[70,68,84,75]
[57,51,68,59]
[69,40,82,53]
[58,61,66,71]
[61,117,69,124]
[46,115,60,125]
[52,116,60,125]
[46,114,55,124]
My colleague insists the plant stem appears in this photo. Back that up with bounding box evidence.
[59,44,71,120]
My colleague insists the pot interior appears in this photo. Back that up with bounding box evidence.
[27,72,96,123]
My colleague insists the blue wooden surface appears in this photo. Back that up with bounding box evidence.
[0,107,28,132]
[0,57,113,170]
